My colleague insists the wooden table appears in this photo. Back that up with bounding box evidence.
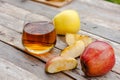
[0,0,120,80]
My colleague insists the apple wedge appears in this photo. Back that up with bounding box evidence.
[61,40,85,58]
[45,56,78,73]
[79,35,93,47]
[66,33,93,47]
[65,33,80,45]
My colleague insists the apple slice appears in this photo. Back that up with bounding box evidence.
[66,33,93,47]
[61,40,85,58]
[65,33,80,45]
[79,35,93,47]
[45,56,78,73]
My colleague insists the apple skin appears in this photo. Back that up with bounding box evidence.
[53,10,80,35]
[80,41,115,77]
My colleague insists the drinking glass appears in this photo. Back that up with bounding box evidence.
[22,14,56,55]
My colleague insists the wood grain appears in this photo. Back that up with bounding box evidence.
[3,0,120,43]
[0,23,120,80]
[0,2,50,32]
[0,58,41,80]
[0,3,74,80]
[0,2,120,80]
[0,42,73,80]
[32,0,73,8]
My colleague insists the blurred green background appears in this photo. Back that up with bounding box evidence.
[106,0,120,4]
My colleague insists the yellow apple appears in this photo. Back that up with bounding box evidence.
[53,10,80,35]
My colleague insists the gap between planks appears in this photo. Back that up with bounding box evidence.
[1,1,118,78]
[0,58,42,80]
[0,19,120,80]
[2,0,120,44]
[0,42,74,80]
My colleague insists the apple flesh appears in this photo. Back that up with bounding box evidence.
[45,56,78,73]
[80,41,115,77]
[61,40,85,58]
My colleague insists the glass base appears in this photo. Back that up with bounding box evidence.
[24,45,54,54]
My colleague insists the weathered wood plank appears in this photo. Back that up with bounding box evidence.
[77,0,120,13]
[78,31,120,50]
[0,12,24,32]
[60,0,120,30]
[2,0,59,18]
[0,2,50,32]
[0,1,30,20]
[1,1,120,45]
[0,1,120,80]
[0,24,60,62]
[0,42,73,80]
[0,15,120,80]
[0,7,120,43]
[3,0,120,43]
[64,62,120,80]
[60,0,120,44]
[81,21,120,44]
[0,2,49,21]
[0,58,41,80]
[3,0,120,26]
[32,0,73,8]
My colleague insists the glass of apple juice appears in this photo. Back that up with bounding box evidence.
[22,14,56,55]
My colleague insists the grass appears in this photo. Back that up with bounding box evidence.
[106,0,120,4]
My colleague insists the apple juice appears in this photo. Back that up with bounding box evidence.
[22,21,56,54]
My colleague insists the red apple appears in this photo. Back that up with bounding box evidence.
[80,41,115,77]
